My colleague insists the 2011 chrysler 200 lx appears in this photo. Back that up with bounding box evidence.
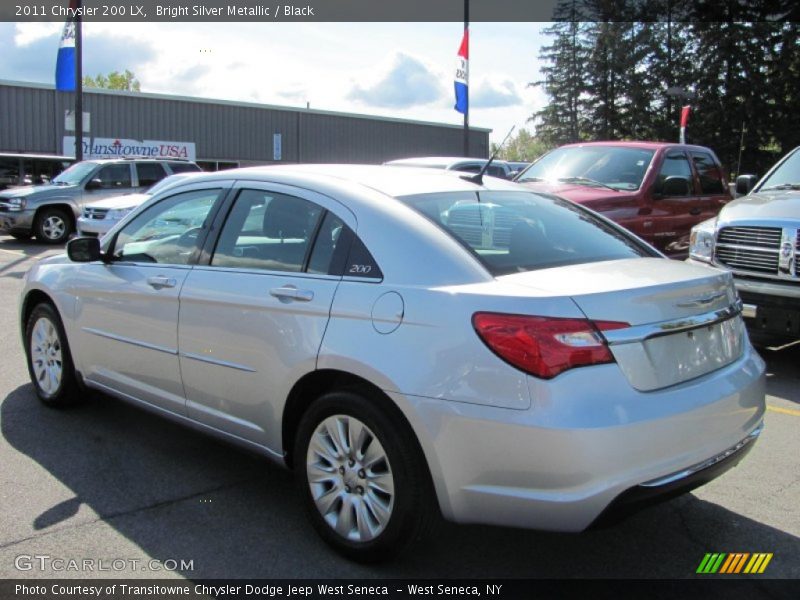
[20,165,765,561]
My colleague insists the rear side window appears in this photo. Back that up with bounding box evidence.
[211,189,323,272]
[136,163,167,187]
[307,212,346,275]
[93,164,132,189]
[168,162,202,173]
[399,191,652,276]
[0,157,21,187]
[691,152,725,194]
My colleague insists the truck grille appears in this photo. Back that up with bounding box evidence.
[83,207,109,220]
[715,225,798,279]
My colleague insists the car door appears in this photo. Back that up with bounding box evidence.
[690,150,731,221]
[79,163,136,211]
[648,149,707,255]
[178,182,356,452]
[70,183,228,414]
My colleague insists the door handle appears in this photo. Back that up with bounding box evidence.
[147,276,177,289]
[269,286,314,302]
[689,207,702,215]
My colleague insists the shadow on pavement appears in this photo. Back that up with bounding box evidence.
[0,235,63,258]
[760,341,800,406]
[2,383,798,579]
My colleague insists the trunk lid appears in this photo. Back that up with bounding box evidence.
[499,258,745,391]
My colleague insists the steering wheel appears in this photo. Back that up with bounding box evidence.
[176,227,203,247]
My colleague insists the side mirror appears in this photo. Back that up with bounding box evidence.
[662,175,691,197]
[735,174,758,196]
[67,237,102,262]
[85,178,103,190]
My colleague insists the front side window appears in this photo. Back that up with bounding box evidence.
[399,191,652,276]
[93,164,132,189]
[211,189,323,272]
[655,152,693,196]
[112,188,221,264]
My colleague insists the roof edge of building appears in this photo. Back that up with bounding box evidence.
[0,79,493,134]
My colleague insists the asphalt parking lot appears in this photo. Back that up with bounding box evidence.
[0,235,797,580]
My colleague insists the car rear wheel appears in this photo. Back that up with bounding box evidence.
[34,207,71,244]
[25,303,79,406]
[294,390,434,562]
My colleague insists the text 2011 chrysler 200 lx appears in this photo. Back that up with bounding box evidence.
[20,165,765,561]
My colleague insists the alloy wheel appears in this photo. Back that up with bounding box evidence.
[30,316,63,396]
[306,414,395,542]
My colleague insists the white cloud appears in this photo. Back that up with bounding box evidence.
[471,79,522,109]
[13,22,61,46]
[346,53,445,109]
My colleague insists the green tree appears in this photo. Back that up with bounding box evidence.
[83,69,141,92]
[531,20,592,145]
[491,129,551,161]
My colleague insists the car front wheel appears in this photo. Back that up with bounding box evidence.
[24,303,79,406]
[294,390,434,562]
[34,207,72,244]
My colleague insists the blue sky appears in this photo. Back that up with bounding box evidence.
[1,22,549,144]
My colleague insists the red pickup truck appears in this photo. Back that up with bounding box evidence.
[514,141,731,257]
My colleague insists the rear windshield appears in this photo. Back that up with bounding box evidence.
[168,162,202,173]
[399,191,654,276]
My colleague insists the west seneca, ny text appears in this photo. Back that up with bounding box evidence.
[16,584,504,597]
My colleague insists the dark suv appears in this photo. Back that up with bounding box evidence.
[514,142,732,257]
[0,157,201,243]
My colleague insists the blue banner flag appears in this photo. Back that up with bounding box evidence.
[55,1,78,91]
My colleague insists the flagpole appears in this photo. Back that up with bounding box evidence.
[463,0,469,157]
[75,0,83,161]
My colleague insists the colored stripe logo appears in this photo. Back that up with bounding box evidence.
[697,553,773,574]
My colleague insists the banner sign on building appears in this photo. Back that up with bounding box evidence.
[63,136,196,160]
[273,133,282,161]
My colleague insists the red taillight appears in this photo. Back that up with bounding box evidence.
[472,313,629,379]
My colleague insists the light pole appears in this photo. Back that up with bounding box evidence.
[666,86,696,143]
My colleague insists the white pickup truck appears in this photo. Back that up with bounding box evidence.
[688,146,800,343]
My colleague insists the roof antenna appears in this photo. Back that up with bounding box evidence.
[462,125,515,185]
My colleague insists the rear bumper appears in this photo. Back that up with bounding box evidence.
[591,421,762,527]
[392,344,766,532]
[735,280,800,337]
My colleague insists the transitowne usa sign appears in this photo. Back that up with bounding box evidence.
[63,136,196,161]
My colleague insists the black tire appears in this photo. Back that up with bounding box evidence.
[34,207,72,244]
[294,390,435,562]
[24,303,80,407]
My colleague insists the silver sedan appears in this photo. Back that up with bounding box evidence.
[19,165,765,562]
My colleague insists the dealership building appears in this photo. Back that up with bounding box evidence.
[0,80,490,171]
